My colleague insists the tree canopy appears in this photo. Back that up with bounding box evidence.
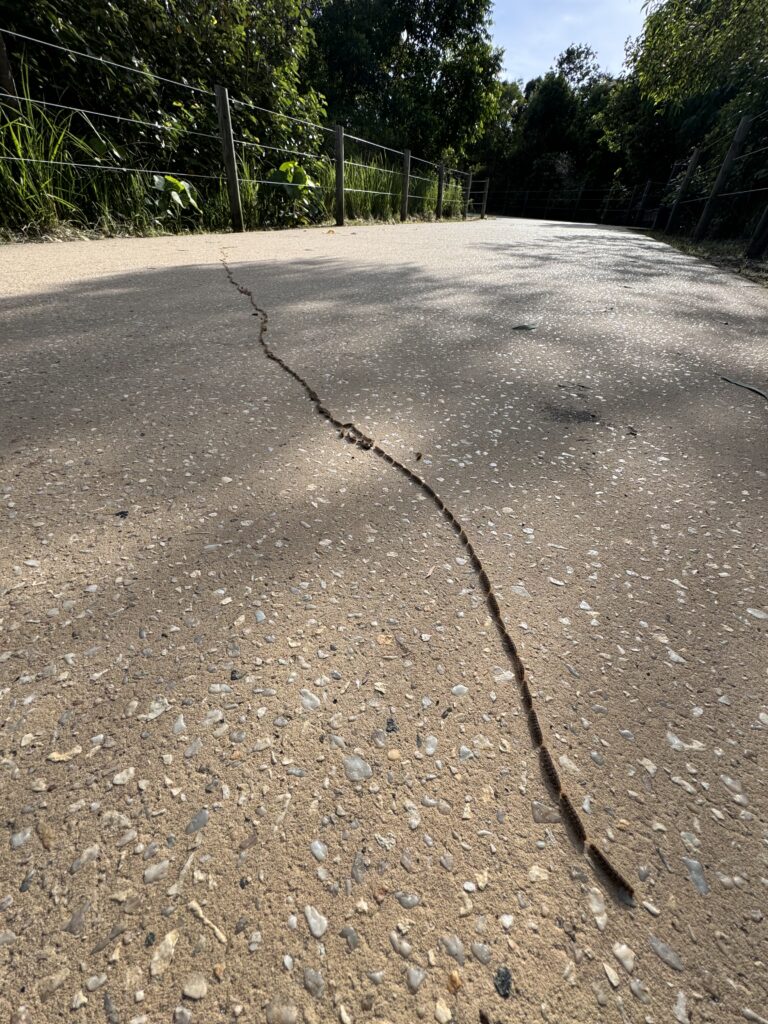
[635,0,768,109]
[308,0,503,155]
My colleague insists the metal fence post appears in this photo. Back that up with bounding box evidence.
[624,183,638,223]
[334,125,345,227]
[573,182,585,218]
[664,148,700,234]
[693,115,752,241]
[463,172,473,220]
[214,85,243,233]
[480,179,489,219]
[600,184,614,223]
[746,202,768,259]
[401,148,411,222]
[634,179,652,224]
[652,163,680,229]
[436,162,445,220]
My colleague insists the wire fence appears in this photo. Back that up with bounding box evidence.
[0,26,483,234]
[484,105,768,259]
[338,131,480,223]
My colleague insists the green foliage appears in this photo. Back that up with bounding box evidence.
[468,79,521,176]
[635,0,768,110]
[517,73,581,163]
[0,0,330,234]
[268,160,315,199]
[555,44,605,91]
[590,75,675,183]
[146,174,200,225]
[2,0,767,241]
[0,0,327,133]
[317,156,463,223]
[0,95,78,230]
[259,159,327,227]
[472,1,767,237]
[471,52,621,194]
[619,0,768,238]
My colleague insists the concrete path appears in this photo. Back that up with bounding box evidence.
[1,220,766,1024]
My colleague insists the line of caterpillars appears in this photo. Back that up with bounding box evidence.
[222,257,636,907]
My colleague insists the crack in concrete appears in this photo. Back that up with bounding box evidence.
[221,254,636,907]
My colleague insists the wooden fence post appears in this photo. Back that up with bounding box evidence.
[634,179,652,224]
[693,115,752,241]
[746,202,768,259]
[214,85,243,233]
[401,148,411,222]
[480,178,489,219]
[436,162,445,220]
[664,147,700,234]
[334,125,345,226]
[463,172,472,220]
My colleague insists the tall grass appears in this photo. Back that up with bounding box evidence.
[442,175,465,218]
[321,156,465,223]
[0,84,164,236]
[1,89,95,232]
[343,159,402,220]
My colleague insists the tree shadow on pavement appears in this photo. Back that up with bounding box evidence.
[2,238,766,472]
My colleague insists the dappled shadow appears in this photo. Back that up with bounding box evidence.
[2,224,766,475]
[0,254,551,455]
[3,227,766,791]
[475,219,764,293]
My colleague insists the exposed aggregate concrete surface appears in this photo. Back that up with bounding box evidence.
[0,219,766,1024]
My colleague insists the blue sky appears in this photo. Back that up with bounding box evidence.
[491,0,646,84]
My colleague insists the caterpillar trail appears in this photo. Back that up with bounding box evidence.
[527,708,543,748]
[588,844,635,903]
[521,681,534,712]
[539,746,562,798]
[560,792,587,848]
[221,256,636,908]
